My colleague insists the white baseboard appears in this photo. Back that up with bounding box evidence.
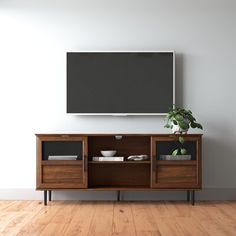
[0,188,236,201]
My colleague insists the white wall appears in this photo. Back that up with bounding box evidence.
[0,0,236,198]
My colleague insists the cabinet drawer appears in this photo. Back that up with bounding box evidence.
[42,165,83,184]
[154,165,198,188]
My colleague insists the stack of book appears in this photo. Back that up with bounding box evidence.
[92,156,124,161]
[48,155,78,160]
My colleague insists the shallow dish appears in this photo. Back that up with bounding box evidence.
[101,150,117,157]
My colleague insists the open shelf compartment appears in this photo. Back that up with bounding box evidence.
[88,135,151,161]
[88,162,150,188]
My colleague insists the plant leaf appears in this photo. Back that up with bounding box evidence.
[191,122,197,128]
[172,149,179,156]
[180,148,187,155]
[191,122,203,129]
[164,124,170,128]
[196,123,203,129]
[173,120,178,125]
[175,114,184,121]
[179,121,189,130]
[179,136,185,144]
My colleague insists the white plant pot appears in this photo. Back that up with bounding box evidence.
[171,122,189,134]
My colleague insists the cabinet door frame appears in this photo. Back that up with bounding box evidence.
[36,135,88,189]
[151,135,202,189]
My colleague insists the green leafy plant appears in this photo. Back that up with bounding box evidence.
[164,106,203,156]
[171,136,188,156]
[164,107,203,131]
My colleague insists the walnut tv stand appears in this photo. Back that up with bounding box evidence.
[36,134,202,205]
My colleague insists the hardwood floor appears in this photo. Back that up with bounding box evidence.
[0,201,236,236]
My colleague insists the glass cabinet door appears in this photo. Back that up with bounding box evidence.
[37,135,88,189]
[151,135,201,189]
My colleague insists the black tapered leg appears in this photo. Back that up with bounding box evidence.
[49,190,52,201]
[117,190,120,202]
[187,190,190,202]
[44,190,47,206]
[191,190,195,205]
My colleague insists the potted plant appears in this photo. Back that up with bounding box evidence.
[164,106,203,158]
[164,106,203,134]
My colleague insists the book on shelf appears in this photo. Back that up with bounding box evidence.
[92,156,124,161]
[48,155,78,160]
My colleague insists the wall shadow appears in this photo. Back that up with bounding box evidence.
[175,52,184,107]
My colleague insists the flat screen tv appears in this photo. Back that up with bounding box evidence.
[67,51,175,115]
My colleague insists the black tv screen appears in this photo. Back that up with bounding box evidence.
[67,51,175,115]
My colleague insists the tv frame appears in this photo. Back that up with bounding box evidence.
[67,50,175,116]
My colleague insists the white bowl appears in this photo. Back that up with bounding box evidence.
[101,150,117,157]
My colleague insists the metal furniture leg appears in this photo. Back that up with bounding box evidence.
[191,190,195,205]
[187,190,190,202]
[117,190,120,201]
[44,190,47,206]
[49,190,52,201]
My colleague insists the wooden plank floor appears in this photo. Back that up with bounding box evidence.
[0,201,236,236]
